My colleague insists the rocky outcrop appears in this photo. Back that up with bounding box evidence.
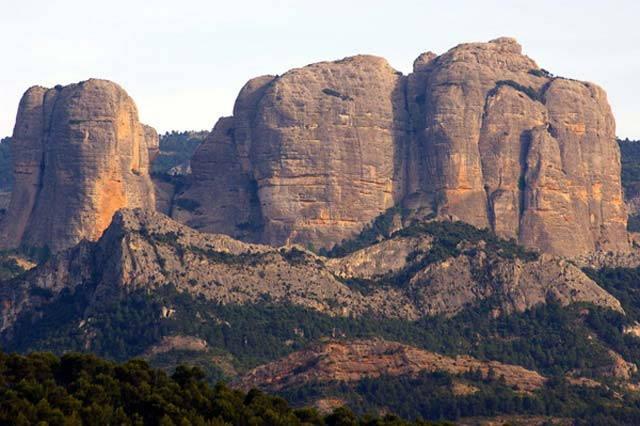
[179,38,627,257]
[327,230,623,316]
[237,339,547,392]
[0,209,622,334]
[0,79,157,252]
[600,350,638,380]
[176,58,407,246]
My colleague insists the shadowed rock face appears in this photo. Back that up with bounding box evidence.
[176,38,627,257]
[0,79,157,252]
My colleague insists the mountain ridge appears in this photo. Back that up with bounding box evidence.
[0,207,623,338]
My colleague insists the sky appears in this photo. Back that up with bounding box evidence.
[1,0,639,139]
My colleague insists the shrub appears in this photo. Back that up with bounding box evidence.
[528,68,554,78]
[322,88,353,101]
[491,80,543,103]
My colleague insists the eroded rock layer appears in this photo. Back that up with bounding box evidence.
[179,38,627,257]
[0,79,157,252]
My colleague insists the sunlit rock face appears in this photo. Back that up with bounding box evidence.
[179,38,628,257]
[0,79,157,252]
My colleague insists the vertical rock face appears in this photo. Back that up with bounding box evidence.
[178,38,628,257]
[177,57,409,246]
[0,79,157,252]
[406,37,627,256]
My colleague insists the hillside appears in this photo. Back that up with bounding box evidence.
[151,130,208,176]
[237,339,547,393]
[0,137,11,191]
[1,208,640,422]
[0,350,450,425]
[0,208,621,336]
[0,137,11,219]
[619,138,640,232]
[151,130,208,216]
[238,339,640,423]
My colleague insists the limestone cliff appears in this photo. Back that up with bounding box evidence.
[178,38,627,257]
[0,79,157,252]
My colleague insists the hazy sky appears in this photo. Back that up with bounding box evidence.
[1,0,639,138]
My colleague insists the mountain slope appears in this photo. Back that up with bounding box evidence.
[0,208,622,338]
[237,339,546,392]
[0,349,443,425]
[2,210,640,423]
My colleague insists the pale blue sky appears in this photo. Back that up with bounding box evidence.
[1,0,639,138]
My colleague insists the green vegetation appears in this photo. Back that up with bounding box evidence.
[16,245,52,264]
[527,68,554,78]
[0,246,50,281]
[584,267,640,322]
[352,220,537,290]
[0,256,25,281]
[5,258,640,423]
[618,138,640,231]
[152,130,208,176]
[491,80,544,103]
[619,138,640,196]
[0,351,448,425]
[319,206,409,257]
[7,293,640,423]
[395,220,538,261]
[281,371,640,425]
[0,130,208,209]
[5,211,640,423]
[5,282,633,380]
[321,88,353,101]
[0,136,12,192]
[148,230,314,268]
[629,216,640,233]
[321,207,538,265]
[174,198,201,212]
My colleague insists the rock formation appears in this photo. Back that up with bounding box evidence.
[178,38,628,257]
[0,79,157,252]
[237,339,547,393]
[0,208,621,334]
